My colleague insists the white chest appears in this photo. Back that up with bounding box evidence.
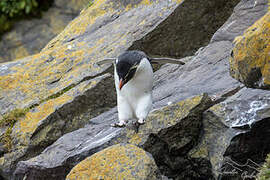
[114,58,153,107]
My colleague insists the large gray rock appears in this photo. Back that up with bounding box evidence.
[0,1,184,178]
[192,88,270,179]
[211,0,269,42]
[129,0,241,58]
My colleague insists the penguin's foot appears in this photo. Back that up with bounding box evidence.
[133,119,145,133]
[111,122,126,128]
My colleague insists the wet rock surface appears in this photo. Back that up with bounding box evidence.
[197,88,270,179]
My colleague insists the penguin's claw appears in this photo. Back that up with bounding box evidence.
[111,122,126,128]
[133,120,145,133]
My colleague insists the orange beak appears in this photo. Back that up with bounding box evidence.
[119,78,124,90]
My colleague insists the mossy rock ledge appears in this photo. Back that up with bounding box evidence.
[66,143,162,180]
[230,11,270,89]
[15,89,270,180]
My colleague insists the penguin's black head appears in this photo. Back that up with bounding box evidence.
[116,50,148,90]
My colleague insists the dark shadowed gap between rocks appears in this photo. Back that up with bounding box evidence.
[142,94,215,179]
[129,0,241,58]
[219,118,270,180]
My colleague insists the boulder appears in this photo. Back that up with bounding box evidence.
[66,143,161,180]
[0,0,89,63]
[0,73,117,178]
[230,12,270,89]
[11,0,270,178]
[211,0,269,42]
[129,0,241,58]
[193,88,270,179]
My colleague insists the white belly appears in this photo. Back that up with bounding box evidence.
[114,58,153,120]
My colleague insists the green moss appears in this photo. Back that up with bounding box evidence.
[0,15,12,35]
[40,84,76,104]
[0,0,54,37]
[0,81,78,151]
[257,154,270,180]
[0,0,38,17]
[0,108,29,150]
[88,0,94,7]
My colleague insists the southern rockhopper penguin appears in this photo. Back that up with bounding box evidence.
[96,50,185,128]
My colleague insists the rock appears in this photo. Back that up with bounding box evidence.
[211,0,269,42]
[14,94,213,180]
[11,0,270,178]
[0,0,89,63]
[129,0,241,58]
[230,12,270,89]
[193,88,270,179]
[66,143,162,180]
[0,73,117,178]
[151,0,268,108]
[257,154,270,180]
[152,41,241,109]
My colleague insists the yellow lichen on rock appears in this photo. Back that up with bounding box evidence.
[141,0,152,5]
[44,0,111,50]
[124,94,211,146]
[12,75,102,147]
[66,144,161,180]
[12,46,29,61]
[0,0,182,116]
[230,11,270,88]
[14,93,72,144]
